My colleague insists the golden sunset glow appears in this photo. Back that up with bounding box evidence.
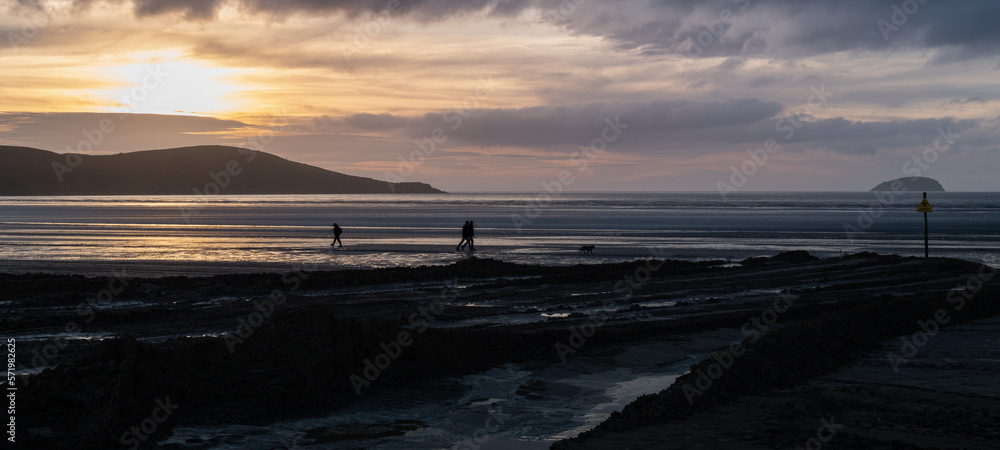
[2,0,1000,191]
[5,4,1000,448]
[101,53,246,115]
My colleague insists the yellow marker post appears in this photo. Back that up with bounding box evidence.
[916,192,933,258]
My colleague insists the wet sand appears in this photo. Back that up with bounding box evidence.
[4,252,999,448]
[554,318,1000,450]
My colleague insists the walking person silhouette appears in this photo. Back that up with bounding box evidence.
[332,223,343,248]
[466,220,476,251]
[457,221,470,251]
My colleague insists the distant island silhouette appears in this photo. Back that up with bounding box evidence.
[870,176,944,192]
[0,145,443,195]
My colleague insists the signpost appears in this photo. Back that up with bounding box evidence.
[916,192,933,258]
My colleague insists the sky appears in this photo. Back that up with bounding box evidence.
[1,0,998,192]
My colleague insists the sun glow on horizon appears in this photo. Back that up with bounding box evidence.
[102,52,246,116]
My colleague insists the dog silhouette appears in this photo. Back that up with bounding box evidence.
[578,245,595,254]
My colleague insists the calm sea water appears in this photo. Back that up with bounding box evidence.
[1,192,997,276]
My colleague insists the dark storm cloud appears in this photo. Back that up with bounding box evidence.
[57,0,536,21]
[241,0,535,20]
[13,0,44,9]
[342,113,410,131]
[949,97,989,105]
[39,0,999,61]
[549,0,1000,61]
[132,0,222,20]
[615,115,984,156]
[337,98,784,146]
[331,102,989,157]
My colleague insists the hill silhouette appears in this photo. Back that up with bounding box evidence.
[0,145,442,195]
[870,176,944,192]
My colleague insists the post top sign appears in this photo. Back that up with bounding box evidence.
[916,198,933,213]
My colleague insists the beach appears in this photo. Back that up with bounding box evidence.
[6,0,1000,446]
[7,0,1000,446]
[3,193,1000,277]
[5,251,999,448]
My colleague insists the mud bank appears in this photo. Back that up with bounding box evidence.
[6,252,998,448]
[556,264,1000,449]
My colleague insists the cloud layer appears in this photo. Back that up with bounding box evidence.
[3,0,999,191]
[17,0,1000,62]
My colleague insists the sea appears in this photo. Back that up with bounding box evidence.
[1,191,998,277]
[5,191,999,448]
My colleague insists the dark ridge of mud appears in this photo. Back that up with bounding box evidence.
[13,253,994,448]
[0,252,958,307]
[19,301,796,449]
[0,256,717,303]
[0,257,727,332]
[740,249,820,267]
[17,290,964,448]
[553,268,1000,447]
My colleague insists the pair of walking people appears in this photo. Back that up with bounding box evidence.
[334,221,473,251]
[457,221,475,251]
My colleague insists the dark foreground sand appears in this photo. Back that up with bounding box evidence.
[556,314,1000,450]
[3,251,999,449]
